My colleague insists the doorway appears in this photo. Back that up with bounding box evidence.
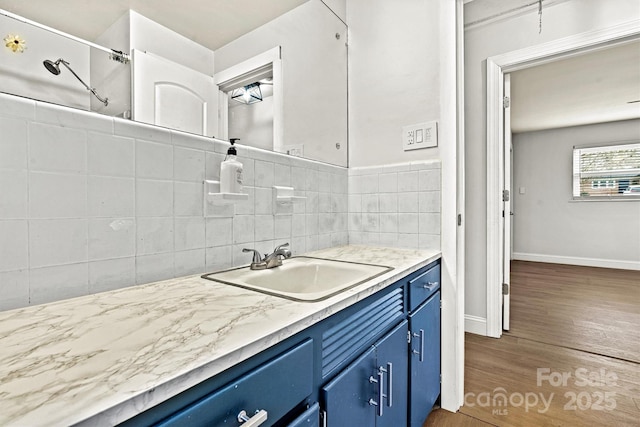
[485,21,640,338]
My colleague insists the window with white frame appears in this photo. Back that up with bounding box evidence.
[572,142,640,198]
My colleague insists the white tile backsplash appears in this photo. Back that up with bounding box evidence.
[88,218,135,261]
[174,146,205,182]
[254,160,275,188]
[29,123,86,173]
[175,249,206,277]
[206,217,233,247]
[87,176,134,217]
[0,170,27,219]
[136,180,174,217]
[89,257,136,293]
[87,132,135,177]
[205,245,233,271]
[136,140,174,179]
[136,253,174,284]
[29,219,88,268]
[0,117,27,169]
[233,215,255,244]
[349,161,440,250]
[254,215,275,242]
[174,181,203,217]
[29,173,87,218]
[0,93,441,311]
[0,220,28,272]
[29,263,88,304]
[0,270,29,311]
[136,217,174,255]
[174,217,206,251]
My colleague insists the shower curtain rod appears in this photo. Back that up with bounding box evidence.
[0,9,129,63]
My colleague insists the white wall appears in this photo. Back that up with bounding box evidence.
[0,92,347,311]
[228,96,274,151]
[347,0,442,167]
[347,0,461,411]
[464,0,640,323]
[94,10,216,119]
[215,0,348,166]
[512,120,640,269]
[0,14,90,110]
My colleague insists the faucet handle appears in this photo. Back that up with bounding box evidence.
[274,242,292,259]
[242,248,263,264]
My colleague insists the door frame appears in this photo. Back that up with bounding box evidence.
[214,46,283,151]
[485,20,640,338]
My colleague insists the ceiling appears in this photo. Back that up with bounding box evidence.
[510,40,640,133]
[465,0,640,133]
[0,0,307,50]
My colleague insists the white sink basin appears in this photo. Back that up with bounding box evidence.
[202,256,393,301]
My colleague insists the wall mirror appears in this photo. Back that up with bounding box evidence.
[0,0,348,166]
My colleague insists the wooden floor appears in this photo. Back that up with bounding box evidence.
[425,261,640,427]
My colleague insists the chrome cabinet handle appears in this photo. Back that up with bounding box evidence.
[412,329,425,362]
[422,281,439,290]
[380,362,393,407]
[368,370,384,417]
[237,409,268,427]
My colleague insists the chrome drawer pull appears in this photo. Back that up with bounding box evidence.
[368,370,384,417]
[412,329,425,362]
[237,409,268,427]
[422,281,439,290]
[380,362,393,407]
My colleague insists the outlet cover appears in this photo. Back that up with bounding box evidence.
[402,121,438,151]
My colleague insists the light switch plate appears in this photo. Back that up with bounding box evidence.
[402,121,438,151]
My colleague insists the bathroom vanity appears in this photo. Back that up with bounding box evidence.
[0,245,440,427]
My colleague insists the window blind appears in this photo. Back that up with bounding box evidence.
[572,142,640,198]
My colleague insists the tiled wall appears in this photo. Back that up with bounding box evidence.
[348,161,441,249]
[0,93,348,310]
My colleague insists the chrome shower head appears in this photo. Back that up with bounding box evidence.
[43,59,62,75]
[41,57,108,106]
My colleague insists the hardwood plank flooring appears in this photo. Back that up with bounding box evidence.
[425,261,640,427]
[508,261,640,363]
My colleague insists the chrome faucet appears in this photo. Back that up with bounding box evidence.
[242,243,292,270]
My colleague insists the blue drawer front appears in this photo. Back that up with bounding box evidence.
[408,263,440,312]
[287,403,319,427]
[157,339,314,427]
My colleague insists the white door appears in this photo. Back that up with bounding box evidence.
[132,49,218,138]
[502,73,512,331]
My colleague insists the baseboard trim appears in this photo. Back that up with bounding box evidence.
[512,252,640,271]
[465,315,487,335]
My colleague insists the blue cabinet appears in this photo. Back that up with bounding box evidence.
[322,321,408,427]
[123,259,441,427]
[154,340,314,427]
[408,287,441,426]
[288,403,320,427]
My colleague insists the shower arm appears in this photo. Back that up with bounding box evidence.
[58,59,109,106]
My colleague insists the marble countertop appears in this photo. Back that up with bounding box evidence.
[0,245,440,426]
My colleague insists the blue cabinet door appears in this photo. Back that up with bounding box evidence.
[322,346,377,427]
[408,292,441,427]
[373,320,409,427]
[322,321,408,427]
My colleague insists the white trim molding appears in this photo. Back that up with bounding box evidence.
[513,253,640,271]
[485,20,640,339]
[465,315,487,336]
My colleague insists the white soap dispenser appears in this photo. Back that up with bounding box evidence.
[220,138,243,194]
